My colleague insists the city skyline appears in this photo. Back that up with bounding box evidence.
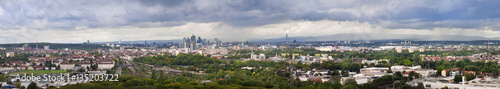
[0,0,500,43]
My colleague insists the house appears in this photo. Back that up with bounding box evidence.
[60,63,75,70]
[403,71,415,77]
[34,61,44,66]
[97,63,114,70]
[441,68,459,77]
[71,57,84,61]
[27,66,34,70]
[360,67,389,76]
[21,66,26,70]
[35,66,44,70]
[88,70,107,74]
[80,63,91,69]
[211,55,223,59]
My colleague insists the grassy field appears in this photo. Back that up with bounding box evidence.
[9,70,72,76]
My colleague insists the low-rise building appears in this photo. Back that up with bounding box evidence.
[97,63,114,70]
[60,63,75,70]
[360,67,389,77]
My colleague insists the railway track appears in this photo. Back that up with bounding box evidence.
[125,60,146,77]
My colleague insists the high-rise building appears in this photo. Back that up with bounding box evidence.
[197,37,202,43]
[191,35,197,50]
[214,38,220,48]
[241,38,244,46]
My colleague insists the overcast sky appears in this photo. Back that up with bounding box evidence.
[0,0,499,43]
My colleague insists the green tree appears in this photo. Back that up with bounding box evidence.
[56,65,60,70]
[454,74,462,83]
[146,79,157,85]
[27,82,38,89]
[417,82,425,89]
[15,82,20,88]
[361,83,377,89]
[465,73,475,81]
[395,71,403,77]
[343,79,357,85]
[151,69,156,79]
[341,84,359,89]
[441,86,449,89]
[47,86,57,89]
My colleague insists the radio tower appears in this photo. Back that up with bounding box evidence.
[487,39,490,60]
[286,33,289,49]
[286,33,288,44]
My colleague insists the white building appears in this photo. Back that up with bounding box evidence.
[360,67,390,77]
[44,46,50,50]
[6,52,14,57]
[408,77,500,89]
[97,63,114,70]
[80,63,91,69]
[362,60,380,65]
[315,46,335,51]
[60,63,75,70]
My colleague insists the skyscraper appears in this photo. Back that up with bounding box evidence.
[191,35,197,50]
[214,38,220,48]
[183,37,187,48]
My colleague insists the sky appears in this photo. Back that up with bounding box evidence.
[0,0,500,43]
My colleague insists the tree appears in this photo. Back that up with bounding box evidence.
[465,73,475,81]
[56,65,60,70]
[361,83,377,89]
[47,86,57,89]
[441,86,449,89]
[146,79,157,85]
[454,74,462,83]
[158,70,164,82]
[332,82,343,89]
[373,75,394,84]
[15,82,20,88]
[27,82,38,89]
[343,79,357,85]
[417,82,425,89]
[387,70,393,73]
[436,66,445,76]
[395,71,402,77]
[341,84,359,89]
[151,69,156,79]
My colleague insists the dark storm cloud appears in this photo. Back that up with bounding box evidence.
[0,0,500,43]
[0,0,499,30]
